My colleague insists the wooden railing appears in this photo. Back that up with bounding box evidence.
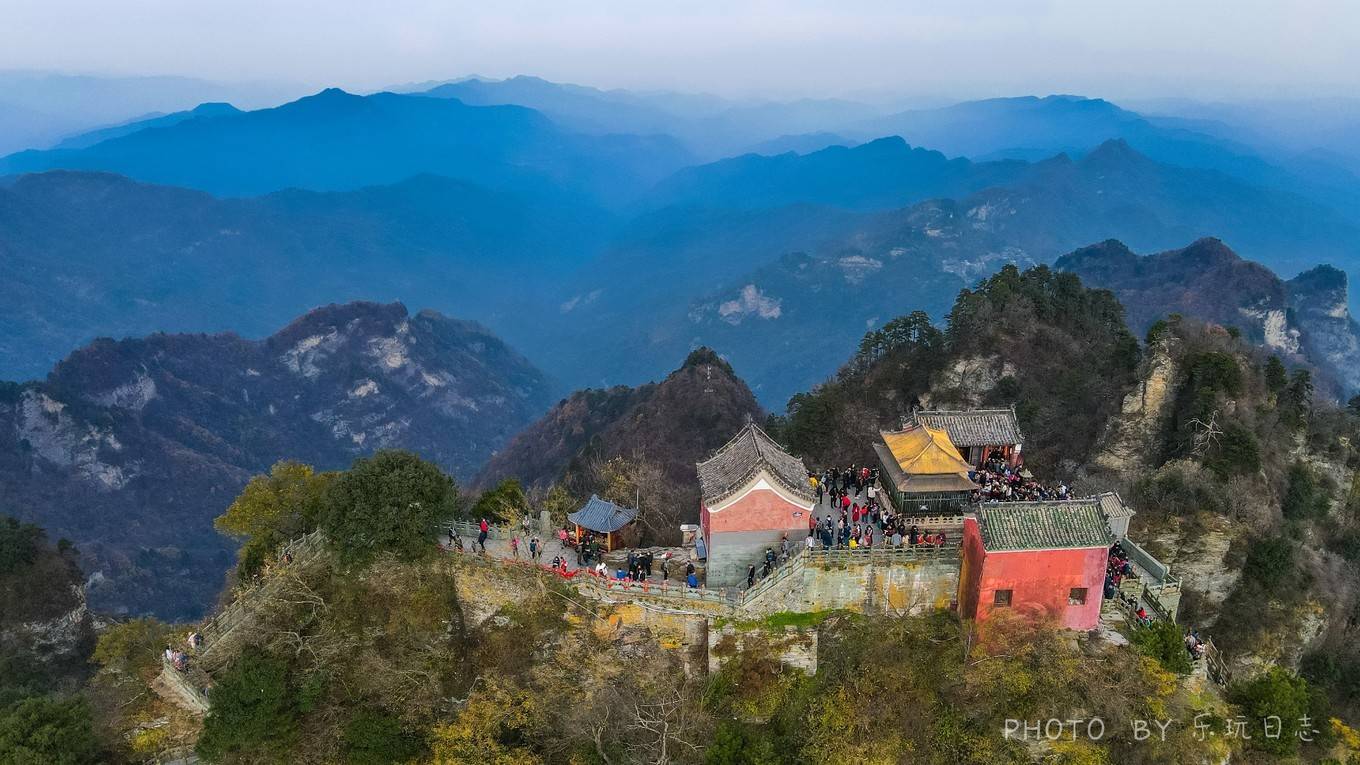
[1201,638,1230,687]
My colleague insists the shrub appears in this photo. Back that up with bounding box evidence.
[0,516,42,576]
[1241,537,1296,595]
[1230,667,1323,756]
[470,478,527,524]
[92,618,172,676]
[342,709,424,765]
[196,648,297,762]
[0,695,102,764]
[321,450,458,566]
[1130,620,1193,675]
[1265,356,1288,394]
[1206,423,1261,479]
[216,461,334,579]
[1282,462,1332,521]
[1133,460,1227,519]
[706,720,778,765]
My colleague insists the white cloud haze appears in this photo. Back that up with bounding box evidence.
[1,0,1356,100]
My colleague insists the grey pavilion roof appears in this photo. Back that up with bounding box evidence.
[1097,491,1136,519]
[697,423,814,505]
[912,408,1023,448]
[568,494,637,534]
[977,499,1113,552]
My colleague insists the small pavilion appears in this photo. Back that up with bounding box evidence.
[873,424,979,514]
[567,494,638,551]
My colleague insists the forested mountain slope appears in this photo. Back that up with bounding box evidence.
[0,302,552,618]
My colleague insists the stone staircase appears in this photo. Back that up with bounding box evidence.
[153,529,328,712]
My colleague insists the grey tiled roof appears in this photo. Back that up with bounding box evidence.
[697,423,814,504]
[977,499,1113,551]
[913,408,1023,447]
[568,494,637,533]
[1097,491,1136,519]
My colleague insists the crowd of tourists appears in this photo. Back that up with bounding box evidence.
[970,455,1070,502]
[809,464,881,508]
[164,631,202,671]
[1104,542,1154,624]
[1183,628,1207,659]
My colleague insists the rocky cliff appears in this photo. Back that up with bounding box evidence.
[1286,265,1360,395]
[0,302,553,618]
[1058,237,1360,395]
[0,517,95,695]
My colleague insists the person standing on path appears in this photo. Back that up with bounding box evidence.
[478,517,489,552]
[510,536,520,558]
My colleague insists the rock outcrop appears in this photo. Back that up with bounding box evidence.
[0,518,96,691]
[1092,338,1178,476]
[1288,265,1360,394]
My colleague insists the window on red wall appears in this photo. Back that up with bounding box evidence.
[993,589,1012,607]
[1068,587,1088,605]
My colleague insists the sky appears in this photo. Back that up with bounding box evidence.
[1,0,1358,102]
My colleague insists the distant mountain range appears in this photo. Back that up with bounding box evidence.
[51,102,244,150]
[6,77,1360,411]
[541,139,1360,406]
[642,136,1030,212]
[0,70,303,155]
[1057,238,1360,393]
[414,74,889,159]
[0,302,552,618]
[0,87,692,202]
[0,170,611,382]
[852,94,1360,216]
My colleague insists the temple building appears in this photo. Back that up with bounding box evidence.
[912,408,1024,467]
[958,499,1113,630]
[567,494,638,552]
[697,423,816,587]
[873,424,978,514]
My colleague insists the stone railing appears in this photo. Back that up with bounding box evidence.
[196,529,327,665]
[806,542,961,567]
[158,655,211,714]
[443,519,513,542]
[577,574,733,609]
[1122,537,1168,579]
[737,545,811,605]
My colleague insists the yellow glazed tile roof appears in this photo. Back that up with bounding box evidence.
[880,424,973,477]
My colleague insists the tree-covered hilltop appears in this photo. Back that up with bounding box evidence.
[771,264,1140,475]
[476,347,766,545]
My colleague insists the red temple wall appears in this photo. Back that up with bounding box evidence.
[707,487,810,534]
[976,547,1106,630]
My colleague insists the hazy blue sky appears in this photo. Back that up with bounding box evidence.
[3,0,1357,101]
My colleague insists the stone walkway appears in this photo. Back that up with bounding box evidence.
[442,527,702,587]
